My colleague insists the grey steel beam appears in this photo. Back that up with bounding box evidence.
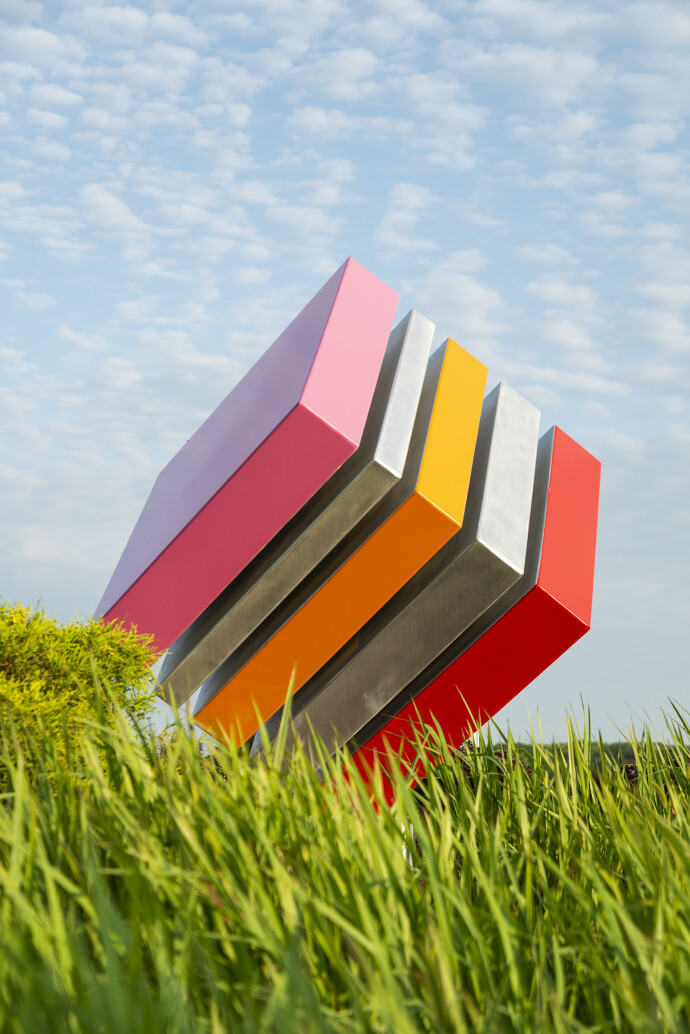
[349,428,555,752]
[256,383,540,761]
[160,310,434,705]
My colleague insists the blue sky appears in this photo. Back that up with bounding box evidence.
[1,0,688,740]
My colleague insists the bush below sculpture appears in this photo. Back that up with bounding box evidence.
[0,601,157,784]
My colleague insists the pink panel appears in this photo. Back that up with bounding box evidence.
[97,258,399,651]
[101,403,355,652]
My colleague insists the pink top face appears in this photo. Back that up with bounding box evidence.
[96,258,399,647]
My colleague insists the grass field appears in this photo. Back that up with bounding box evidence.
[2,702,690,1033]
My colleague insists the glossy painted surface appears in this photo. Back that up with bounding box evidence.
[272,383,540,760]
[352,427,600,793]
[194,340,488,744]
[96,258,399,652]
[159,310,434,705]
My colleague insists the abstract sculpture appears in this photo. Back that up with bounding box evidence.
[97,258,600,786]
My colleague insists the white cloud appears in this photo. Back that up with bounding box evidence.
[288,105,412,140]
[79,184,148,235]
[638,222,686,241]
[515,243,578,266]
[58,326,108,354]
[627,2,690,50]
[587,191,636,212]
[119,42,200,93]
[534,315,606,371]
[115,297,157,322]
[59,5,149,45]
[525,275,601,315]
[513,110,600,140]
[78,107,130,135]
[618,71,690,121]
[0,59,40,85]
[26,107,68,130]
[633,241,690,312]
[134,99,199,132]
[469,0,607,41]
[0,180,24,199]
[402,71,463,107]
[150,12,208,49]
[266,202,342,237]
[374,182,438,252]
[407,253,508,358]
[0,200,85,258]
[0,25,86,69]
[1,278,55,309]
[394,73,486,167]
[506,362,630,397]
[140,261,189,280]
[355,0,446,46]
[0,1,42,20]
[31,137,72,163]
[300,48,380,103]
[30,83,83,107]
[199,57,265,103]
[0,343,35,376]
[628,310,690,355]
[578,210,628,240]
[223,0,342,42]
[616,121,679,153]
[445,42,598,106]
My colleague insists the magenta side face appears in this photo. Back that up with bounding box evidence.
[97,258,399,651]
[101,404,356,651]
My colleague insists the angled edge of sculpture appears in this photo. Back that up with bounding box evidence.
[159,308,434,706]
[252,382,540,762]
[193,338,488,745]
[96,255,601,778]
[351,425,601,796]
[96,258,399,653]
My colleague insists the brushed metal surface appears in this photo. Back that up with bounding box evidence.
[351,427,600,787]
[350,429,555,753]
[257,383,540,761]
[160,310,434,704]
[193,339,463,721]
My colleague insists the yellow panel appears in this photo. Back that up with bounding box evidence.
[196,341,488,745]
[416,340,488,520]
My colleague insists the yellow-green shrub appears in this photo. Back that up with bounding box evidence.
[0,601,157,780]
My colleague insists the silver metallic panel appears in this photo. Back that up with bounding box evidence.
[349,428,555,752]
[194,340,451,719]
[160,310,434,705]
[258,383,540,761]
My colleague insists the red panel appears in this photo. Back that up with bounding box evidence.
[102,404,354,653]
[353,427,600,795]
[537,430,600,627]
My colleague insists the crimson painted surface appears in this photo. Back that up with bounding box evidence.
[353,428,600,792]
[97,258,399,652]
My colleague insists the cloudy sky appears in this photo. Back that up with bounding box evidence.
[1,0,689,740]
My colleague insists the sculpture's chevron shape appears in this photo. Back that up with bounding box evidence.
[95,258,399,653]
[159,309,434,705]
[254,383,540,762]
[194,339,488,745]
[351,426,601,791]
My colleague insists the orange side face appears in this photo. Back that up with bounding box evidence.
[196,341,487,745]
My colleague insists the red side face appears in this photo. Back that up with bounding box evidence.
[353,427,601,796]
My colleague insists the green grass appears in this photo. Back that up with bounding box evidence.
[2,702,690,1033]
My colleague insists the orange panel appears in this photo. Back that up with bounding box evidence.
[196,341,487,744]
